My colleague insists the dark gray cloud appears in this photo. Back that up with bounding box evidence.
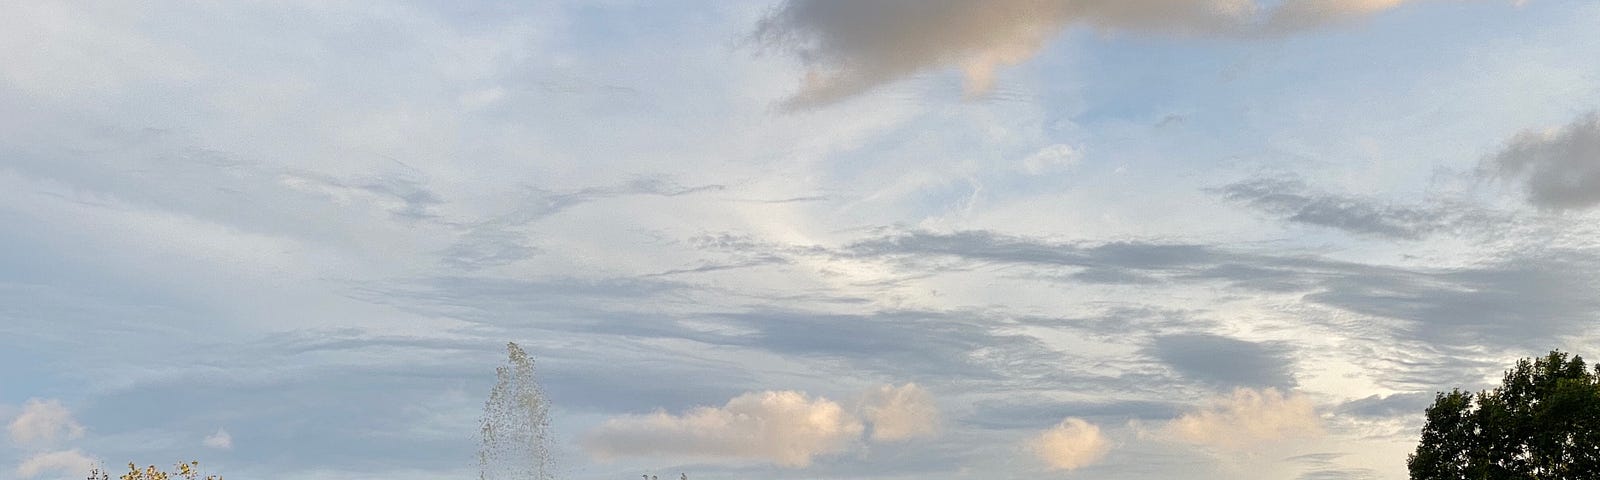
[1335,392,1437,419]
[41,207,1575,478]
[1490,111,1600,210]
[1303,250,1600,350]
[1015,306,1220,340]
[357,270,1087,397]
[964,396,1182,430]
[1066,266,1163,285]
[1216,177,1497,240]
[1287,452,1381,480]
[1146,334,1296,389]
[832,230,1600,399]
[668,227,1600,405]
[1295,469,1380,480]
[776,229,1600,353]
[359,261,1180,402]
[703,309,1070,385]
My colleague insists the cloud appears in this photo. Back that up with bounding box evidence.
[1029,417,1111,471]
[1147,334,1296,389]
[581,390,864,467]
[1489,111,1600,210]
[827,229,1600,352]
[436,177,724,271]
[1288,452,1382,480]
[1216,177,1498,240]
[1021,144,1081,175]
[1264,0,1411,33]
[860,383,940,442]
[1286,454,1388,480]
[754,0,1435,106]
[7,399,84,447]
[1165,388,1323,450]
[16,449,95,479]
[276,171,444,222]
[1296,470,1382,480]
[1335,392,1437,419]
[968,397,1183,430]
[204,428,233,450]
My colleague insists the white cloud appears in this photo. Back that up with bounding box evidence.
[7,399,84,447]
[582,390,864,467]
[1029,417,1111,471]
[757,0,1446,106]
[204,428,233,450]
[1490,111,1600,210]
[1022,144,1081,175]
[860,383,940,442]
[1165,388,1324,450]
[0,3,198,99]
[16,449,96,479]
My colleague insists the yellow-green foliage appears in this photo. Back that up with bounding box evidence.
[85,461,220,480]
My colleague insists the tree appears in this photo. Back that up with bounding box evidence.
[1408,351,1600,479]
[85,461,220,480]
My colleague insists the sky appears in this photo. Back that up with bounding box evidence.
[2,1,1599,479]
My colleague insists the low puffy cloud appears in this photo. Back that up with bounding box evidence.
[1029,417,1111,471]
[204,428,233,450]
[861,383,940,442]
[1165,388,1324,450]
[755,0,1438,106]
[16,449,95,479]
[1490,111,1600,210]
[7,399,84,447]
[582,390,864,467]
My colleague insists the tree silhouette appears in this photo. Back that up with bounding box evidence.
[1408,351,1600,479]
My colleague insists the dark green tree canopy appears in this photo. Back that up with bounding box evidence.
[1408,351,1600,480]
